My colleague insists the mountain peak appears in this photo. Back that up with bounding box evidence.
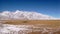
[0,10,60,20]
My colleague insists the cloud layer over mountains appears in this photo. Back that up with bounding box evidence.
[0,10,60,20]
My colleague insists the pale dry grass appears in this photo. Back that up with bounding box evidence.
[0,20,60,34]
[1,20,60,27]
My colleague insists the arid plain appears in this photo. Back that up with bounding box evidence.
[0,20,60,34]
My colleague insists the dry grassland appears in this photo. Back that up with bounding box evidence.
[1,20,60,28]
[0,20,60,34]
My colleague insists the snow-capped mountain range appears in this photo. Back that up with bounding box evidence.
[0,10,60,20]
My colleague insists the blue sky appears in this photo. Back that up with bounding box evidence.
[0,0,60,18]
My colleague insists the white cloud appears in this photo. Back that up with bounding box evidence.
[0,10,60,20]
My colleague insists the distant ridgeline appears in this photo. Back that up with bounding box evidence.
[0,10,60,20]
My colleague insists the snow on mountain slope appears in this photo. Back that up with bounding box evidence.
[0,10,59,20]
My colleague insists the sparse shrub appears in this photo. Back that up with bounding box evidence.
[23,21,27,23]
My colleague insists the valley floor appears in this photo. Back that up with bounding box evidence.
[0,20,60,34]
